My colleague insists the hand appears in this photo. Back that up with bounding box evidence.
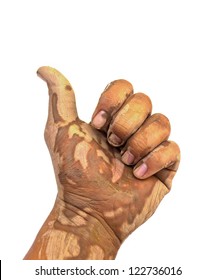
[24,67,180,260]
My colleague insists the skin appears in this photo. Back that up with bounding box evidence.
[24,67,180,260]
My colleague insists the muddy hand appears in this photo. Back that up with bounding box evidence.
[24,67,180,260]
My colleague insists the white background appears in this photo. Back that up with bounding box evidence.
[0,0,215,279]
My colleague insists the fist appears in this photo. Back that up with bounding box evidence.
[38,67,180,243]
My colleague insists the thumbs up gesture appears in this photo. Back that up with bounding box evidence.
[24,67,180,260]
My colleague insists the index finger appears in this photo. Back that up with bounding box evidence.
[91,79,133,131]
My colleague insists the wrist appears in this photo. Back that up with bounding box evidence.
[55,197,121,259]
[24,196,121,260]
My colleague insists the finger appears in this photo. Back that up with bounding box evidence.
[107,93,152,146]
[121,113,170,165]
[133,141,180,189]
[91,79,133,130]
[37,66,78,126]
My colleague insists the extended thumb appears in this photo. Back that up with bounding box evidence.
[37,66,78,124]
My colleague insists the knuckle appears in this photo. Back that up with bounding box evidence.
[169,140,181,159]
[153,113,171,132]
[133,92,152,113]
[103,79,133,98]
[114,79,133,91]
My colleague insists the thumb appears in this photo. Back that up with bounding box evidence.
[37,66,78,126]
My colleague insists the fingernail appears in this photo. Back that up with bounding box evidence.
[134,163,148,178]
[108,133,122,146]
[122,150,135,165]
[92,110,107,129]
